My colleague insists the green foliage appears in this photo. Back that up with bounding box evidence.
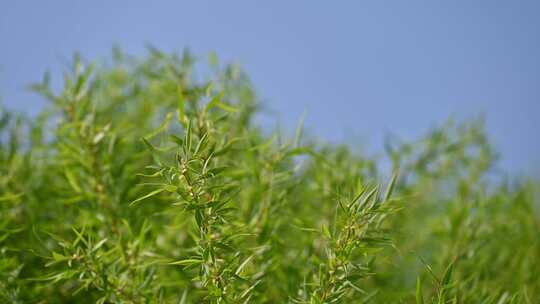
[0,49,538,303]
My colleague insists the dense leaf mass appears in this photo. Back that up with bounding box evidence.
[0,49,538,303]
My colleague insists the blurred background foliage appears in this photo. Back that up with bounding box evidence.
[0,49,538,303]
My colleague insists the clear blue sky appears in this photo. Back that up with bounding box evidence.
[1,1,539,176]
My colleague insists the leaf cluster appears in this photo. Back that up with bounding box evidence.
[0,49,538,303]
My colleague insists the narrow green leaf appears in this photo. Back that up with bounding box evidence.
[235,255,254,276]
[170,134,183,146]
[240,279,261,299]
[168,259,202,266]
[179,290,188,304]
[213,101,238,113]
[293,111,306,148]
[64,169,82,193]
[130,188,165,206]
[164,185,177,192]
[145,112,173,139]
[194,132,208,156]
[383,171,398,202]
[205,92,238,113]
[141,137,155,152]
[177,85,186,124]
[416,277,424,304]
[441,261,454,287]
[0,192,23,202]
[185,120,192,153]
[52,252,68,262]
[91,238,108,253]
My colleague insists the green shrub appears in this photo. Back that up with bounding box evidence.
[0,49,538,303]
